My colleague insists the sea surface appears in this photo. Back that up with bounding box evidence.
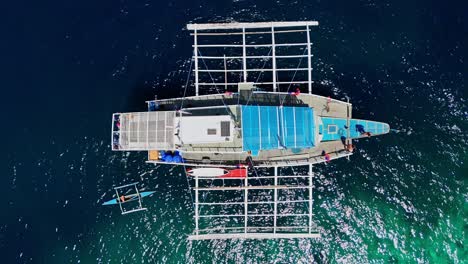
[2,0,466,263]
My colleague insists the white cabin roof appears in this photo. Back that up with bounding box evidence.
[176,115,233,144]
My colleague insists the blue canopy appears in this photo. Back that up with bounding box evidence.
[241,105,315,156]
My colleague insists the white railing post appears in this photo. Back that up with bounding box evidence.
[194,29,199,96]
[308,163,313,233]
[195,174,199,236]
[242,27,247,82]
[244,173,248,233]
[224,54,227,91]
[273,166,278,233]
[271,26,277,92]
[293,107,297,148]
[164,111,167,149]
[146,112,149,149]
[306,25,312,94]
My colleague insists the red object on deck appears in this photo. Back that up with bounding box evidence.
[219,168,247,178]
[289,88,301,96]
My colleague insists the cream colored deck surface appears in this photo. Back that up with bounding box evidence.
[297,93,351,118]
[145,91,354,166]
[178,93,351,164]
[182,140,352,166]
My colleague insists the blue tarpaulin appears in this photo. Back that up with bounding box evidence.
[241,105,315,156]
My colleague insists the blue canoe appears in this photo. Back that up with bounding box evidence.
[102,191,155,206]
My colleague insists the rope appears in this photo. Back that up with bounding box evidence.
[197,49,234,118]
[280,47,308,105]
[179,55,195,208]
[254,48,273,84]
[179,54,194,110]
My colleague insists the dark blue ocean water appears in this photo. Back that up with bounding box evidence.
[2,0,466,263]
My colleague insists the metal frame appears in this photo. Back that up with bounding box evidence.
[187,21,319,30]
[115,111,176,151]
[187,21,318,96]
[114,182,148,215]
[187,165,320,240]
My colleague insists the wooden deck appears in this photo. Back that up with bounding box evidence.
[146,91,354,166]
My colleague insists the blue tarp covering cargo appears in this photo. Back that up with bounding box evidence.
[241,105,315,156]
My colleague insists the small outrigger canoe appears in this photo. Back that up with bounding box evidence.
[102,191,155,205]
[186,167,247,179]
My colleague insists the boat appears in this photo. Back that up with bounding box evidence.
[103,182,155,215]
[102,191,155,205]
[111,21,390,239]
[186,167,247,178]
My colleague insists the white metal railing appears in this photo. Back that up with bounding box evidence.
[190,29,309,36]
[188,164,320,240]
[188,233,320,240]
[113,111,175,151]
[187,21,319,96]
[187,21,319,30]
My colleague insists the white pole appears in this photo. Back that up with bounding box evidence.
[242,27,247,82]
[276,107,280,149]
[146,112,149,149]
[155,113,158,148]
[293,107,297,148]
[164,111,167,149]
[306,25,312,94]
[195,174,199,236]
[258,105,262,148]
[115,189,124,214]
[194,29,199,96]
[224,54,227,91]
[244,172,248,233]
[137,113,140,146]
[308,163,313,233]
[281,107,286,147]
[271,26,277,92]
[135,185,143,209]
[273,166,278,233]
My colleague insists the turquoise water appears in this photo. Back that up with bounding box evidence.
[3,0,466,263]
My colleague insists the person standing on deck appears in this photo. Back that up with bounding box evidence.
[356,124,372,137]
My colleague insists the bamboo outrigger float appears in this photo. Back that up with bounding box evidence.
[111,21,390,240]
